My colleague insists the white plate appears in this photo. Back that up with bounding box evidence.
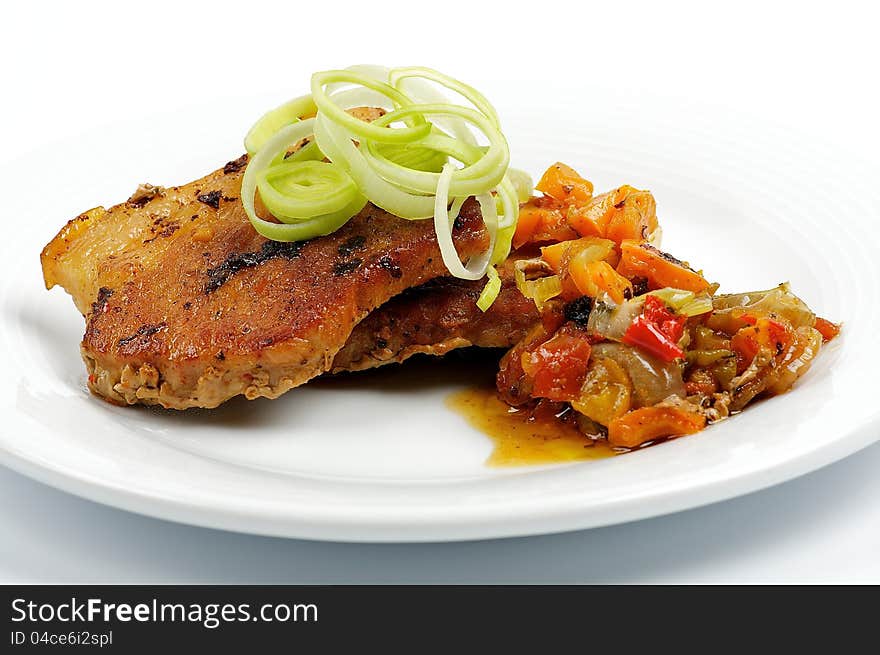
[2,86,879,542]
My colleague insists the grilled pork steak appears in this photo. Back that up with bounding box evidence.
[41,158,489,409]
[332,257,539,373]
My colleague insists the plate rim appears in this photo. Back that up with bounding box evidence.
[0,412,877,542]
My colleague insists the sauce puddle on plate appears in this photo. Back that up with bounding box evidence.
[447,387,617,466]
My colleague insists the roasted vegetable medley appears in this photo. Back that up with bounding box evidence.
[499,162,839,449]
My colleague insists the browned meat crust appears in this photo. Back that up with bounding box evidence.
[332,258,540,372]
[41,157,488,409]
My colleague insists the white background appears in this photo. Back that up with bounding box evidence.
[1,0,878,582]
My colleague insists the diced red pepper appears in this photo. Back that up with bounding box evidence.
[620,296,687,362]
[521,331,593,402]
[622,316,685,362]
[642,295,687,342]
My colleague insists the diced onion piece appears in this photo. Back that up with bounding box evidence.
[713,283,815,328]
[587,298,646,341]
[679,295,714,317]
[514,260,562,308]
[649,287,694,308]
[591,342,686,407]
[649,287,714,317]
[520,274,563,307]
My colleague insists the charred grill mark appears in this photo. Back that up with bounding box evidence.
[337,235,367,257]
[376,338,388,349]
[259,239,307,259]
[333,258,363,276]
[128,196,151,208]
[204,240,305,293]
[223,154,248,174]
[142,220,180,244]
[118,322,166,347]
[377,254,402,278]
[197,190,222,209]
[84,291,114,333]
[90,287,114,317]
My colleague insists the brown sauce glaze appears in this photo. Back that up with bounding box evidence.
[447,387,617,466]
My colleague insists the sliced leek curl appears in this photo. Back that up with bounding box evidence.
[241,119,366,241]
[242,66,530,310]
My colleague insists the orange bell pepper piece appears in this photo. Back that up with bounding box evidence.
[569,258,633,304]
[513,197,578,248]
[617,241,710,293]
[608,406,706,448]
[512,202,546,248]
[536,162,594,204]
[569,186,658,243]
